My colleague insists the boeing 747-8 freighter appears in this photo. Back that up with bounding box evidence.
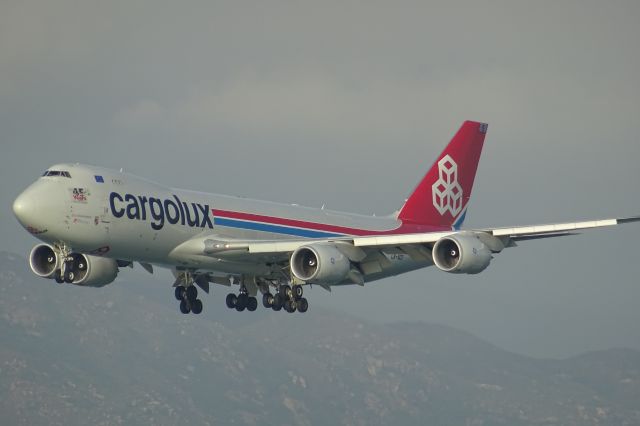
[12,121,639,314]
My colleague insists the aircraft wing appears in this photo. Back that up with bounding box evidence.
[487,216,640,239]
[171,216,640,261]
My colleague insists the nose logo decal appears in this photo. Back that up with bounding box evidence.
[432,155,463,216]
[70,187,90,203]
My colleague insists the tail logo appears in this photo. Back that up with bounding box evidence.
[432,155,463,216]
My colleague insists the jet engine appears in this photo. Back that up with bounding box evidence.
[29,244,59,278]
[65,253,119,287]
[290,243,350,284]
[432,234,492,274]
[29,244,119,287]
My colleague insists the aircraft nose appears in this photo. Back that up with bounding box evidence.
[13,186,40,228]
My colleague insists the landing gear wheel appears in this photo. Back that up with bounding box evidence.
[64,270,75,283]
[226,293,237,309]
[262,293,273,308]
[54,269,64,284]
[272,297,283,311]
[186,286,198,302]
[236,293,248,311]
[247,297,258,312]
[191,299,203,314]
[284,299,296,313]
[281,285,293,300]
[294,285,303,299]
[174,287,184,301]
[296,298,309,313]
[179,299,191,314]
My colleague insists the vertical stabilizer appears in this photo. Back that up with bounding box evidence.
[397,121,487,228]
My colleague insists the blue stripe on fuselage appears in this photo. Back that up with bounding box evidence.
[214,217,343,238]
[452,209,467,230]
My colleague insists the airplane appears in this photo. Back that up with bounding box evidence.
[12,121,639,315]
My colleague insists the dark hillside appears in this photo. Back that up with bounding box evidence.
[1,252,638,425]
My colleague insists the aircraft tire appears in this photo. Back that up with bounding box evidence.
[262,293,273,308]
[226,293,237,309]
[273,293,283,306]
[272,298,283,311]
[64,270,75,283]
[247,297,257,312]
[186,286,198,302]
[174,287,184,301]
[284,300,296,313]
[294,285,303,299]
[236,293,248,311]
[179,300,190,314]
[54,269,64,284]
[192,299,203,314]
[281,285,292,300]
[296,298,308,313]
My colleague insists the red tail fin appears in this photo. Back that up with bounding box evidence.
[398,121,487,228]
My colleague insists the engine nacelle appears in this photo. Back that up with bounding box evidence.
[29,244,119,287]
[29,244,60,278]
[67,253,119,287]
[290,243,350,284]
[432,234,492,274]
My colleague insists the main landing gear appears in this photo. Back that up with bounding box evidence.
[174,285,203,315]
[225,286,258,312]
[172,272,310,315]
[225,283,308,313]
[260,284,308,314]
[173,271,208,315]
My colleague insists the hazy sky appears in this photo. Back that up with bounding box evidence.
[1,0,639,358]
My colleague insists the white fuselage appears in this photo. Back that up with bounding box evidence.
[14,163,436,282]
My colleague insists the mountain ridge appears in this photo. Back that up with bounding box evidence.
[1,250,639,425]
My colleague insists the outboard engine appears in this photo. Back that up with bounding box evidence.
[29,244,59,278]
[29,244,119,287]
[432,234,492,274]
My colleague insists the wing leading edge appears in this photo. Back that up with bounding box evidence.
[262,215,640,252]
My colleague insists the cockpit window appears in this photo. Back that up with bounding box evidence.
[42,170,71,178]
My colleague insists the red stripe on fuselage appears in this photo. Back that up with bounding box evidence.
[211,209,447,236]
